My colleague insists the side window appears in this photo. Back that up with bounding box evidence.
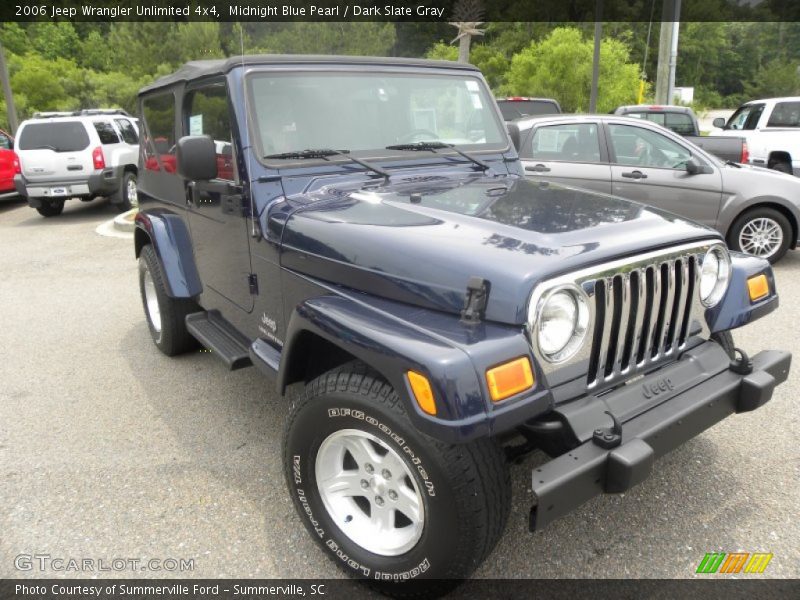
[728,104,765,130]
[526,123,602,163]
[0,132,11,149]
[609,124,692,169]
[185,82,235,181]
[766,102,800,127]
[114,118,139,144]
[93,121,120,145]
[141,93,176,174]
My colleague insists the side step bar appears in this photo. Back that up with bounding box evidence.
[185,311,252,370]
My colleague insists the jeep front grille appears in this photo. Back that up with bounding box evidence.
[586,256,696,388]
[527,240,720,393]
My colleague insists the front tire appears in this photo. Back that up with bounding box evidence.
[283,362,510,592]
[727,207,791,263]
[36,198,65,217]
[138,244,197,356]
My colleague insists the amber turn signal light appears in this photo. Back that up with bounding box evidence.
[407,371,437,416]
[747,274,769,302]
[486,357,535,403]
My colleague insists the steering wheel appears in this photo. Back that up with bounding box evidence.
[398,129,439,144]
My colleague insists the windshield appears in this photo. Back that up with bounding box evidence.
[248,71,506,160]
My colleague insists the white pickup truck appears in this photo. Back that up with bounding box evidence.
[714,97,800,176]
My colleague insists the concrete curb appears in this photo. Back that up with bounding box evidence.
[113,208,137,233]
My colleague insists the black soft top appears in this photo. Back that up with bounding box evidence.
[139,55,480,95]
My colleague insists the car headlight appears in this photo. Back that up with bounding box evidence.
[699,245,731,307]
[535,286,590,362]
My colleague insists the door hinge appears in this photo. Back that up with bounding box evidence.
[248,274,259,295]
[460,276,490,325]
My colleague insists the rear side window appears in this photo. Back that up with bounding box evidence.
[93,121,121,145]
[18,121,90,152]
[625,112,695,136]
[766,102,800,127]
[141,93,176,173]
[0,132,11,150]
[525,123,602,163]
[498,100,560,120]
[664,112,696,135]
[114,118,139,144]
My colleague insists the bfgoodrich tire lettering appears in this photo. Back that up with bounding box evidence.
[283,361,510,593]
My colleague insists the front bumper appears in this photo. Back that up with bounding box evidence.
[529,342,791,531]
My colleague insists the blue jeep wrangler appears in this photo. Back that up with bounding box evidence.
[133,56,790,589]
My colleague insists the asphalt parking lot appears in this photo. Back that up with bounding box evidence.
[0,197,798,581]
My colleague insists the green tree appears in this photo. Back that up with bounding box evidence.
[8,53,86,115]
[745,58,800,98]
[251,23,396,56]
[425,42,508,90]
[502,27,642,112]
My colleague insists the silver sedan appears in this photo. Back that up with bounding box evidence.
[513,114,800,263]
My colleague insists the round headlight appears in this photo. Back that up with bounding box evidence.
[536,286,590,362]
[699,245,731,307]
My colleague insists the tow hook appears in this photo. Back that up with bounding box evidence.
[592,410,622,449]
[730,347,753,375]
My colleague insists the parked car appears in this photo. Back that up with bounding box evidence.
[714,97,800,175]
[0,128,19,199]
[613,104,748,164]
[134,55,789,592]
[13,109,140,217]
[515,114,800,262]
[497,96,561,120]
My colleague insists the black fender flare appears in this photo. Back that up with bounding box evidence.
[272,293,551,443]
[134,211,202,298]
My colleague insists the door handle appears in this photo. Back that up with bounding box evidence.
[525,163,551,173]
[621,170,647,180]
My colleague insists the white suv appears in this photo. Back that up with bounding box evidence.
[14,109,140,217]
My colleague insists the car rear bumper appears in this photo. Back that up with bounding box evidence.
[15,167,123,204]
[529,343,791,531]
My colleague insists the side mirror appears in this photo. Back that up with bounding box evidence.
[506,122,521,152]
[177,135,217,181]
[712,117,726,129]
[686,158,713,175]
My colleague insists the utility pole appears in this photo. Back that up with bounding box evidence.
[654,0,681,105]
[0,41,18,134]
[589,0,603,113]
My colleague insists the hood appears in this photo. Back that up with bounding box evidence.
[279,175,718,325]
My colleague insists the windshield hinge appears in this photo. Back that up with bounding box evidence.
[248,274,259,295]
[460,277,490,325]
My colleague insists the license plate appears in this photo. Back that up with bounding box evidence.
[50,187,68,196]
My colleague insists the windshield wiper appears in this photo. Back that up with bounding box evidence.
[385,141,493,173]
[264,148,390,182]
[725,160,742,168]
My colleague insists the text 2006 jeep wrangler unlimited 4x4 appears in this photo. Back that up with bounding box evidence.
[133,56,790,589]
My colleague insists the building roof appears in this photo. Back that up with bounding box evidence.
[139,55,480,94]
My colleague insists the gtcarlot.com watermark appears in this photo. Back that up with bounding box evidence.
[14,553,195,573]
